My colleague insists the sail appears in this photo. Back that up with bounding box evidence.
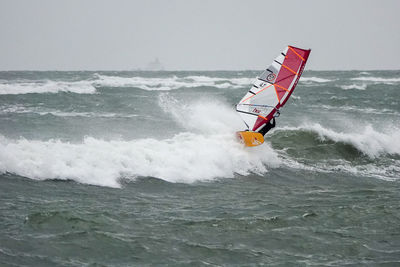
[236,45,311,131]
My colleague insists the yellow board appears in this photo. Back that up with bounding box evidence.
[236,131,264,147]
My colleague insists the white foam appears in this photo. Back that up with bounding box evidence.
[340,84,367,90]
[329,96,348,100]
[311,104,399,116]
[0,134,280,188]
[0,81,96,95]
[94,75,184,90]
[0,105,31,114]
[300,77,333,83]
[321,160,400,181]
[359,71,371,75]
[94,74,251,90]
[42,111,139,118]
[0,74,334,94]
[0,104,138,118]
[187,75,253,86]
[351,77,400,84]
[280,155,400,182]
[0,96,283,187]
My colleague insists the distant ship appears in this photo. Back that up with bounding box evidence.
[145,58,164,71]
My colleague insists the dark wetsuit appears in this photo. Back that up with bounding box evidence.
[258,117,276,136]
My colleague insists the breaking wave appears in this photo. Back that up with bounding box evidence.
[359,71,371,75]
[279,123,400,158]
[273,123,400,181]
[0,74,342,95]
[1,73,398,96]
[351,77,400,84]
[280,154,400,182]
[0,74,343,95]
[340,84,367,90]
[2,93,398,188]
[0,96,281,187]
[1,119,398,187]
[0,134,280,188]
[0,75,253,95]
[300,77,333,83]
[0,104,139,118]
[94,74,252,90]
[310,104,399,116]
[0,81,96,95]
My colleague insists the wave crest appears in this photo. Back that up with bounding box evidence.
[280,123,400,158]
[340,84,367,90]
[0,134,280,188]
[351,77,400,84]
[0,81,96,95]
[300,77,333,83]
[94,74,252,90]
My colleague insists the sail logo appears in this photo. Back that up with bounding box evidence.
[253,108,261,113]
[267,73,276,82]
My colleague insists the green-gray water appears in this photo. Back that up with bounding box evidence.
[1,70,400,265]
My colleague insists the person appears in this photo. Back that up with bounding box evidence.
[258,117,276,136]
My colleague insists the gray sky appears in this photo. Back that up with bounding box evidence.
[0,0,399,70]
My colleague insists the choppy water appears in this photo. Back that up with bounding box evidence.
[1,70,399,265]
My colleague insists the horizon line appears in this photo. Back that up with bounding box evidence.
[0,68,399,72]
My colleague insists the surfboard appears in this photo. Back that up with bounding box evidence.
[236,45,311,147]
[236,131,264,147]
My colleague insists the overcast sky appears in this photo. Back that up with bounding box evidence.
[0,0,399,71]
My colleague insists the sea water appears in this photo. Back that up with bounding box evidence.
[0,70,399,265]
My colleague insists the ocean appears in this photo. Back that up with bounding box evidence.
[0,70,399,266]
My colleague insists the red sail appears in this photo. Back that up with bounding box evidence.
[236,46,311,132]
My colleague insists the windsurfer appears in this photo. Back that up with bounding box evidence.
[258,117,276,136]
[235,45,311,147]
